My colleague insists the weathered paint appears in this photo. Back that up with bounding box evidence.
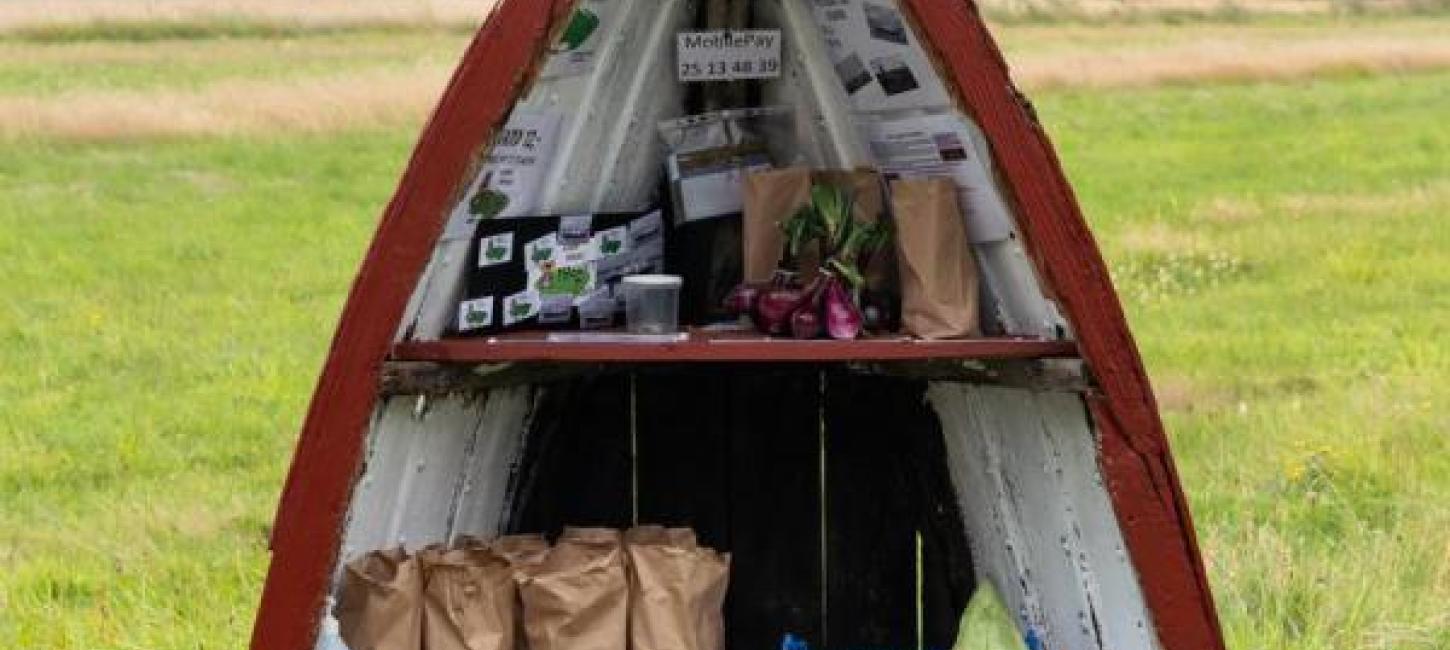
[251,2,569,648]
[254,1,1223,648]
[901,0,1224,646]
[930,383,1158,650]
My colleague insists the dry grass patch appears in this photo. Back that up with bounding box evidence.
[1015,35,1450,90]
[0,0,495,31]
[0,32,456,67]
[1193,197,1266,224]
[1194,182,1450,224]
[1152,373,1230,412]
[0,64,449,140]
[1119,222,1208,254]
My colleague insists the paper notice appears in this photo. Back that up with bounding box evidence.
[810,0,951,113]
[677,29,783,82]
[666,145,772,224]
[866,113,1015,242]
[443,110,563,241]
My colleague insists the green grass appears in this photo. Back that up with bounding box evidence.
[1040,71,1450,649]
[0,30,468,97]
[0,132,411,648]
[1,23,1448,650]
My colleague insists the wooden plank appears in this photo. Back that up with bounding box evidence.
[725,367,824,650]
[902,1,1225,647]
[633,367,734,548]
[901,398,978,650]
[822,373,976,650]
[447,386,536,542]
[823,373,919,650]
[391,333,1078,363]
[250,2,570,648]
[504,374,635,536]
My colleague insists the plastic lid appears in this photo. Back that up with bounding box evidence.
[622,274,682,287]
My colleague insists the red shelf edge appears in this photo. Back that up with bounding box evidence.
[389,334,1079,363]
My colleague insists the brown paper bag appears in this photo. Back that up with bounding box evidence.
[420,546,517,650]
[489,534,551,650]
[519,527,627,650]
[743,167,889,289]
[891,178,980,339]
[489,534,551,574]
[625,527,694,650]
[336,547,424,650]
[743,167,811,284]
[690,548,730,650]
[624,526,730,650]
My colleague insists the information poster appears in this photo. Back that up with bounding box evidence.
[443,110,563,241]
[540,0,614,79]
[865,113,1014,242]
[810,0,951,113]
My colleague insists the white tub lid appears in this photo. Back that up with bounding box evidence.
[622,274,683,287]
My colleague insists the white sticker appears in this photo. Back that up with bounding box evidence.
[559,241,598,266]
[524,233,559,272]
[558,214,594,246]
[594,226,629,258]
[458,297,494,331]
[538,295,574,324]
[503,291,540,326]
[677,30,782,82]
[478,232,514,267]
[540,0,614,79]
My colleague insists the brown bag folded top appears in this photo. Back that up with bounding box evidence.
[336,547,425,650]
[420,546,517,650]
[519,528,628,650]
[890,178,981,339]
[624,525,730,650]
[489,534,551,573]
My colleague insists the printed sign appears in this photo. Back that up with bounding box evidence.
[443,110,563,240]
[677,30,782,82]
[810,0,950,112]
[866,113,1014,242]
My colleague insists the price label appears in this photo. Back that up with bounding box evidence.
[676,29,782,82]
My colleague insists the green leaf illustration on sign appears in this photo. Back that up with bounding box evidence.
[485,240,508,262]
[537,265,593,296]
[464,304,490,325]
[470,188,509,219]
[600,234,623,256]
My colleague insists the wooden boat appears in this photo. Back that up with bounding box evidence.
[250,1,1225,649]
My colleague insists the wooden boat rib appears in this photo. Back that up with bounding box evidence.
[250,2,1225,650]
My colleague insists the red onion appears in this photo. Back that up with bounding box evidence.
[790,308,822,339]
[823,276,863,340]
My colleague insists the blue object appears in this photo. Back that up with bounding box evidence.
[780,633,810,650]
[1023,625,1045,650]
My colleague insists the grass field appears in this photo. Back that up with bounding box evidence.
[2,6,1448,650]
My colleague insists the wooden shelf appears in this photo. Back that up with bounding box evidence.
[391,330,1078,364]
